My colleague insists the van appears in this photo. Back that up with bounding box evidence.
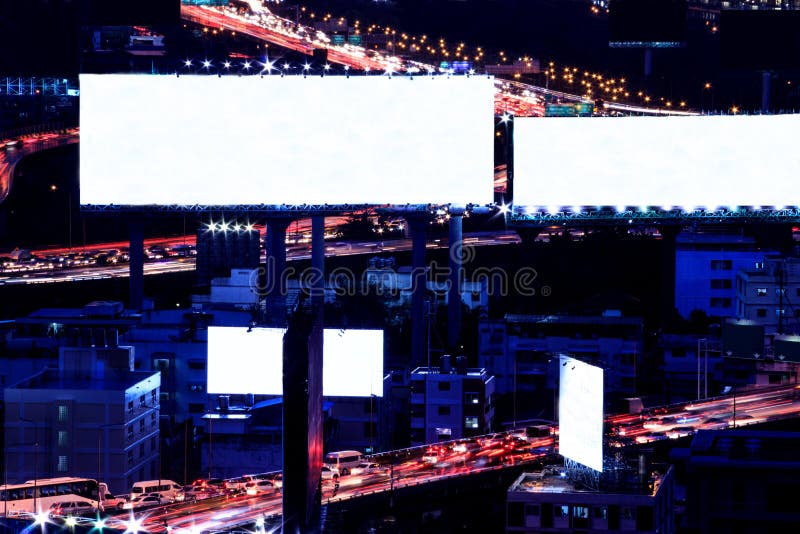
[323,450,363,476]
[129,480,182,502]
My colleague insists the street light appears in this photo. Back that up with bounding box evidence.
[19,417,38,514]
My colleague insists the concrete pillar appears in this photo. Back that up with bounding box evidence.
[282,307,323,533]
[659,225,682,327]
[128,219,144,311]
[265,217,293,326]
[448,211,464,351]
[405,214,430,367]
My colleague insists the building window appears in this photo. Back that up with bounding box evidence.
[139,395,146,407]
[151,437,157,451]
[710,297,732,308]
[57,456,68,473]
[188,403,205,414]
[621,506,636,520]
[757,308,767,318]
[464,416,479,429]
[57,431,68,447]
[554,505,569,518]
[594,506,608,520]
[437,381,451,391]
[776,309,786,316]
[188,383,205,392]
[710,259,733,270]
[57,405,69,422]
[127,425,134,438]
[151,412,157,426]
[437,406,451,416]
[188,360,206,370]
[139,420,145,433]
[464,392,480,405]
[127,400,134,413]
[756,288,768,297]
[710,279,732,289]
[127,450,133,465]
[151,389,158,404]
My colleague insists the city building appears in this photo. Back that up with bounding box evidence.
[735,255,800,334]
[675,231,773,320]
[478,313,642,415]
[671,429,800,533]
[3,354,160,495]
[409,362,495,445]
[506,463,674,533]
[0,302,139,399]
[658,333,724,402]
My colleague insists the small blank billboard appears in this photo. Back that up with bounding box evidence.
[79,74,495,206]
[559,355,603,472]
[207,326,284,395]
[207,326,384,397]
[513,114,800,210]
[323,329,384,397]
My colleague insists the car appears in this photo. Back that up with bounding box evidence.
[224,477,250,494]
[49,500,97,517]
[176,485,217,503]
[101,493,128,511]
[244,480,276,496]
[266,473,283,490]
[349,462,386,476]
[321,466,339,481]
[122,494,166,510]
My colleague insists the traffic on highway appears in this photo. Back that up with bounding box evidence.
[23,383,800,532]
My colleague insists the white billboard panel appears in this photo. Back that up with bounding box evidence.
[79,74,495,206]
[558,355,603,472]
[207,327,384,397]
[207,326,284,395]
[514,114,800,210]
[323,329,384,397]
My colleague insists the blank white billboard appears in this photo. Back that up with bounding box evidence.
[558,355,603,472]
[322,329,384,397]
[514,114,800,210]
[207,326,284,395]
[79,74,495,206]
[207,326,384,397]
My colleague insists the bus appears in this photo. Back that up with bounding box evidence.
[0,477,101,516]
[323,450,363,476]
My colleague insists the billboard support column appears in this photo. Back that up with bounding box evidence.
[406,213,431,367]
[265,216,293,326]
[128,219,144,310]
[447,209,464,351]
[659,225,681,327]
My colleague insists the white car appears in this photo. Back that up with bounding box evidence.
[122,494,166,510]
[101,493,128,511]
[49,500,97,517]
[321,466,339,481]
[349,462,386,476]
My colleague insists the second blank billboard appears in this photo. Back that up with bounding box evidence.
[559,355,603,472]
[207,326,384,397]
[514,114,800,210]
[79,74,495,206]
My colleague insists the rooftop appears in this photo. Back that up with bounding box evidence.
[7,368,158,392]
[509,463,669,498]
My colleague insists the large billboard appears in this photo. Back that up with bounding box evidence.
[207,326,384,397]
[513,114,800,211]
[79,74,495,206]
[559,355,603,472]
[609,0,687,48]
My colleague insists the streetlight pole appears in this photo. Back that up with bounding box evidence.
[19,417,38,514]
